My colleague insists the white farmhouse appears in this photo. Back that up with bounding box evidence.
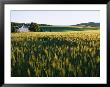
[17,24,29,32]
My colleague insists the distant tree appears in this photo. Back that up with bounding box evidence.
[11,22,17,32]
[29,22,41,32]
[50,29,51,32]
[11,26,16,32]
[76,22,100,27]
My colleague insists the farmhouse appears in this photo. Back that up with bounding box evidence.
[17,24,29,32]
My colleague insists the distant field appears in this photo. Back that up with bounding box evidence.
[39,26,99,32]
[11,30,100,77]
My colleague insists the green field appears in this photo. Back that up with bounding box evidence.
[11,30,100,77]
[39,26,99,32]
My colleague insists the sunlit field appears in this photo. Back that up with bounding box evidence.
[11,30,100,77]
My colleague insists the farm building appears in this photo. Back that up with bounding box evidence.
[17,24,29,32]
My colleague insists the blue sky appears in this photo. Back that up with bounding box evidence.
[11,10,100,25]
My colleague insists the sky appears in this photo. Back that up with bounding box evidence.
[11,10,100,25]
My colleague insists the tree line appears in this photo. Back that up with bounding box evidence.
[74,22,100,27]
[11,22,43,32]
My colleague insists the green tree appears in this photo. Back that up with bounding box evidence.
[11,26,17,32]
[29,22,40,32]
[11,22,18,32]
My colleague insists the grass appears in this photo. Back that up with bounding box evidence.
[39,26,99,32]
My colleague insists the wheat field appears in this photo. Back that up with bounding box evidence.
[11,30,100,77]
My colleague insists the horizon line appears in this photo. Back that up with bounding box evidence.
[11,21,100,26]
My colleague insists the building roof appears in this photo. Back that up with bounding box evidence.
[17,24,29,32]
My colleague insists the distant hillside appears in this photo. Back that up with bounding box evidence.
[72,22,100,27]
[38,24,52,26]
[11,22,99,32]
